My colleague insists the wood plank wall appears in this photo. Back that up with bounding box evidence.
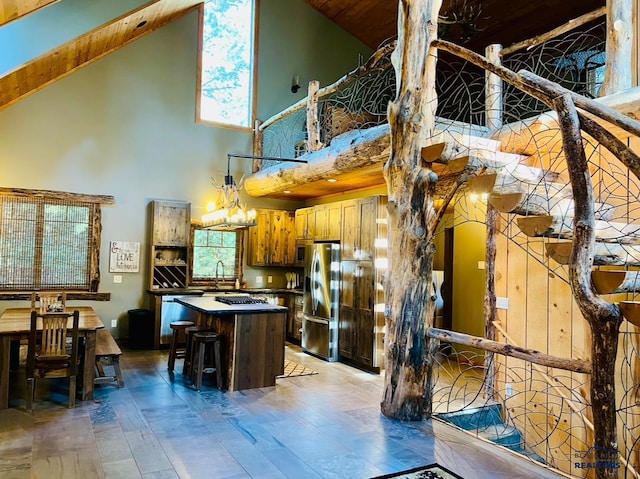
[492,124,640,475]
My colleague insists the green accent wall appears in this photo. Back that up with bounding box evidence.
[0,0,371,337]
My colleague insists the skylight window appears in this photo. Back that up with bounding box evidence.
[198,0,255,128]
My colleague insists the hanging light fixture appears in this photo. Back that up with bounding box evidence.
[201,154,257,230]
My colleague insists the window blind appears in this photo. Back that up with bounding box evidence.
[0,196,94,290]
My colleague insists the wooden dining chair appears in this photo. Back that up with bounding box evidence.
[26,309,80,412]
[30,292,67,313]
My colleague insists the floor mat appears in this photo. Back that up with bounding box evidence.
[277,360,318,378]
[370,464,463,479]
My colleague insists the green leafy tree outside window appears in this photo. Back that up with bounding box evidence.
[200,0,255,127]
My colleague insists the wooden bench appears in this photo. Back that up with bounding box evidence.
[94,329,124,388]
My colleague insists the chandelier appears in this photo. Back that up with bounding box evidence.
[438,0,489,43]
[201,154,257,230]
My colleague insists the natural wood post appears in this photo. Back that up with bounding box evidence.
[600,0,633,96]
[252,119,263,173]
[483,203,498,400]
[381,0,442,421]
[485,44,503,130]
[307,80,321,152]
[554,93,623,479]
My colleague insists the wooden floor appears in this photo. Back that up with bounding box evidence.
[0,343,568,479]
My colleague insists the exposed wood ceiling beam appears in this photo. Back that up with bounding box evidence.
[0,0,203,111]
[0,0,59,26]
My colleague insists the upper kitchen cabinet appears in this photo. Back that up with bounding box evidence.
[151,200,190,246]
[313,203,342,241]
[341,196,385,262]
[148,200,191,290]
[248,209,296,267]
[295,206,315,240]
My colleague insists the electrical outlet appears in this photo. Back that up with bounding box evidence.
[256,276,263,284]
[267,275,273,284]
[113,275,122,284]
[477,260,486,270]
[505,383,513,397]
[111,319,118,328]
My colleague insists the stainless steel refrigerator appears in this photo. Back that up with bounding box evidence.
[302,242,340,361]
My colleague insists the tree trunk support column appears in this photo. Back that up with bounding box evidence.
[381,0,443,421]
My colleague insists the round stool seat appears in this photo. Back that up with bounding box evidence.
[170,320,195,330]
[193,331,220,341]
[167,320,196,371]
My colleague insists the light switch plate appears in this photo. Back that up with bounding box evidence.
[111,319,118,328]
[496,297,510,309]
[267,275,273,284]
[113,275,122,284]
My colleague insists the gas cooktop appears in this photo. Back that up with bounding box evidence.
[215,295,268,305]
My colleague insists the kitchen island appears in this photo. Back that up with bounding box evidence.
[175,296,288,391]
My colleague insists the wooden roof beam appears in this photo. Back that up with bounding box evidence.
[0,0,203,111]
[0,0,59,27]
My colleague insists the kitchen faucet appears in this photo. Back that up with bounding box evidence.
[215,260,225,285]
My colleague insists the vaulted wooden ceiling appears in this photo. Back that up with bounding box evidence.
[0,0,607,112]
[304,0,605,52]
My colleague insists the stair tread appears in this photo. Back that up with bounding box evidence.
[518,215,640,244]
[546,241,640,267]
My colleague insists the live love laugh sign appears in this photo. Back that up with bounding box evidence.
[109,241,141,273]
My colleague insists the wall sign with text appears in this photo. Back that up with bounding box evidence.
[109,241,140,273]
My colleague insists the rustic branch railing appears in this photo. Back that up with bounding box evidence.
[428,327,591,373]
[255,10,607,172]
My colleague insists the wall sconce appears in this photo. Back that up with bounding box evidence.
[291,75,300,93]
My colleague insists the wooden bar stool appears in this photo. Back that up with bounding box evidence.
[167,320,195,371]
[182,325,215,376]
[190,331,223,391]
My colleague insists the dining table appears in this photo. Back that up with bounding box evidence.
[0,306,105,409]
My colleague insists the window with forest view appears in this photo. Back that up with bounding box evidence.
[199,0,255,128]
[0,196,96,291]
[192,229,241,281]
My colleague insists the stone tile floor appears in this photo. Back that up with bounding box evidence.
[0,344,566,478]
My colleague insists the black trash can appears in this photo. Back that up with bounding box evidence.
[128,308,155,349]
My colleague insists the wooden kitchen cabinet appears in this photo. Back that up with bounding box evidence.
[295,203,341,241]
[248,209,296,266]
[341,196,383,261]
[339,260,378,368]
[313,202,342,241]
[295,207,315,240]
[148,200,190,290]
[286,293,303,344]
[151,200,190,246]
[338,195,387,372]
